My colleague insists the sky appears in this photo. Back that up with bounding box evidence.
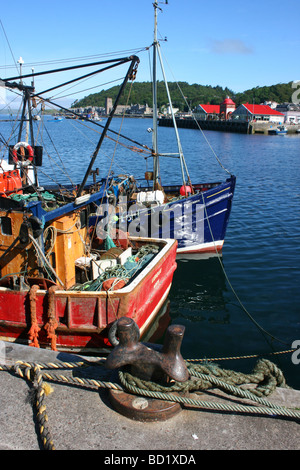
[0,0,300,106]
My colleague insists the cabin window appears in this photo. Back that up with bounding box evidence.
[0,217,12,236]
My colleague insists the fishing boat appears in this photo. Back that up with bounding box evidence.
[268,125,288,135]
[0,55,177,352]
[113,1,236,255]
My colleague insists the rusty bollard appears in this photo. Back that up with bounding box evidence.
[105,317,189,421]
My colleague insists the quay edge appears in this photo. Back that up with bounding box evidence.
[0,342,299,451]
[159,117,300,135]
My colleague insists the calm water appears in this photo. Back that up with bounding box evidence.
[1,116,300,389]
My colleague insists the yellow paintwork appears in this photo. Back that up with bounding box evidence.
[49,213,88,289]
[0,210,87,289]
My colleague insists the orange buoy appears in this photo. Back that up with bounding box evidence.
[102,277,128,291]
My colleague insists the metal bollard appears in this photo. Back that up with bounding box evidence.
[105,317,190,421]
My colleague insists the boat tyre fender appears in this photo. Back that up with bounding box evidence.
[108,318,140,347]
[12,142,34,166]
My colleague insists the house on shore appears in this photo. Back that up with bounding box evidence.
[275,103,300,124]
[195,97,236,120]
[194,104,220,120]
[231,103,284,123]
[127,103,153,116]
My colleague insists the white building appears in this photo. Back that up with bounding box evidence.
[232,103,284,123]
[275,103,300,124]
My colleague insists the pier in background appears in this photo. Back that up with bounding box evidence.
[159,117,300,135]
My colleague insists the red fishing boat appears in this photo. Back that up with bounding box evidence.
[0,55,177,353]
[0,235,177,352]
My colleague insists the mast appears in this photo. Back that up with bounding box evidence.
[152,1,159,189]
[3,56,141,194]
[151,1,193,193]
[76,55,139,198]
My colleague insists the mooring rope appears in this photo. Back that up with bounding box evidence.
[200,191,291,348]
[0,355,299,450]
[118,358,300,421]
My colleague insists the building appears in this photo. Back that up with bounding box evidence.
[275,103,300,124]
[262,101,279,109]
[231,103,284,123]
[194,104,220,120]
[195,97,236,120]
[115,104,130,115]
[219,97,236,120]
[105,97,113,115]
[127,103,153,115]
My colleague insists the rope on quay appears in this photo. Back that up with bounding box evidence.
[0,353,299,450]
[0,358,121,450]
[118,358,300,421]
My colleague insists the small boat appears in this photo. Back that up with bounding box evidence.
[0,55,177,353]
[268,125,287,135]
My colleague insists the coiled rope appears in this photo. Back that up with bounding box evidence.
[118,358,300,422]
[0,353,299,450]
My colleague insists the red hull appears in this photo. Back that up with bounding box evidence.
[0,238,177,353]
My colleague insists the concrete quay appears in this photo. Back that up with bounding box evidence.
[0,342,299,451]
[159,117,300,135]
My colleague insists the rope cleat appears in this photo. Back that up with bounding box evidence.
[105,317,189,421]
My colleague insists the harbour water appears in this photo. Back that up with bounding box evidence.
[1,115,300,389]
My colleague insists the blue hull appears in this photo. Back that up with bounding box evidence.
[102,176,236,254]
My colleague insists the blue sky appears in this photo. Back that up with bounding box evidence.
[1,0,299,104]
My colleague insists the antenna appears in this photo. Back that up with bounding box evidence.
[17,56,24,84]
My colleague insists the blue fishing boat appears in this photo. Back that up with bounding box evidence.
[109,1,236,255]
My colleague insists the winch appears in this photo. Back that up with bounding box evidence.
[105,317,190,421]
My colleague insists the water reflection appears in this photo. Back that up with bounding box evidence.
[170,255,228,324]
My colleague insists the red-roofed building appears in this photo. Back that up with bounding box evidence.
[195,97,236,120]
[220,97,236,120]
[195,104,220,120]
[232,103,284,123]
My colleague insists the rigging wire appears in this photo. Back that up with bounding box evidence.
[158,44,232,176]
[35,117,76,189]
[67,118,137,176]
[200,191,290,349]
[85,77,137,254]
[0,58,151,192]
[0,19,19,74]
[74,118,152,156]
[50,76,125,102]
[0,47,149,71]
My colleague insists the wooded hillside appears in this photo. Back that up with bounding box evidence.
[72,81,294,111]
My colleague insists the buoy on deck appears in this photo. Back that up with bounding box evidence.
[180,185,192,196]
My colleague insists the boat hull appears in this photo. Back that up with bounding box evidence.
[125,176,236,255]
[0,238,177,353]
